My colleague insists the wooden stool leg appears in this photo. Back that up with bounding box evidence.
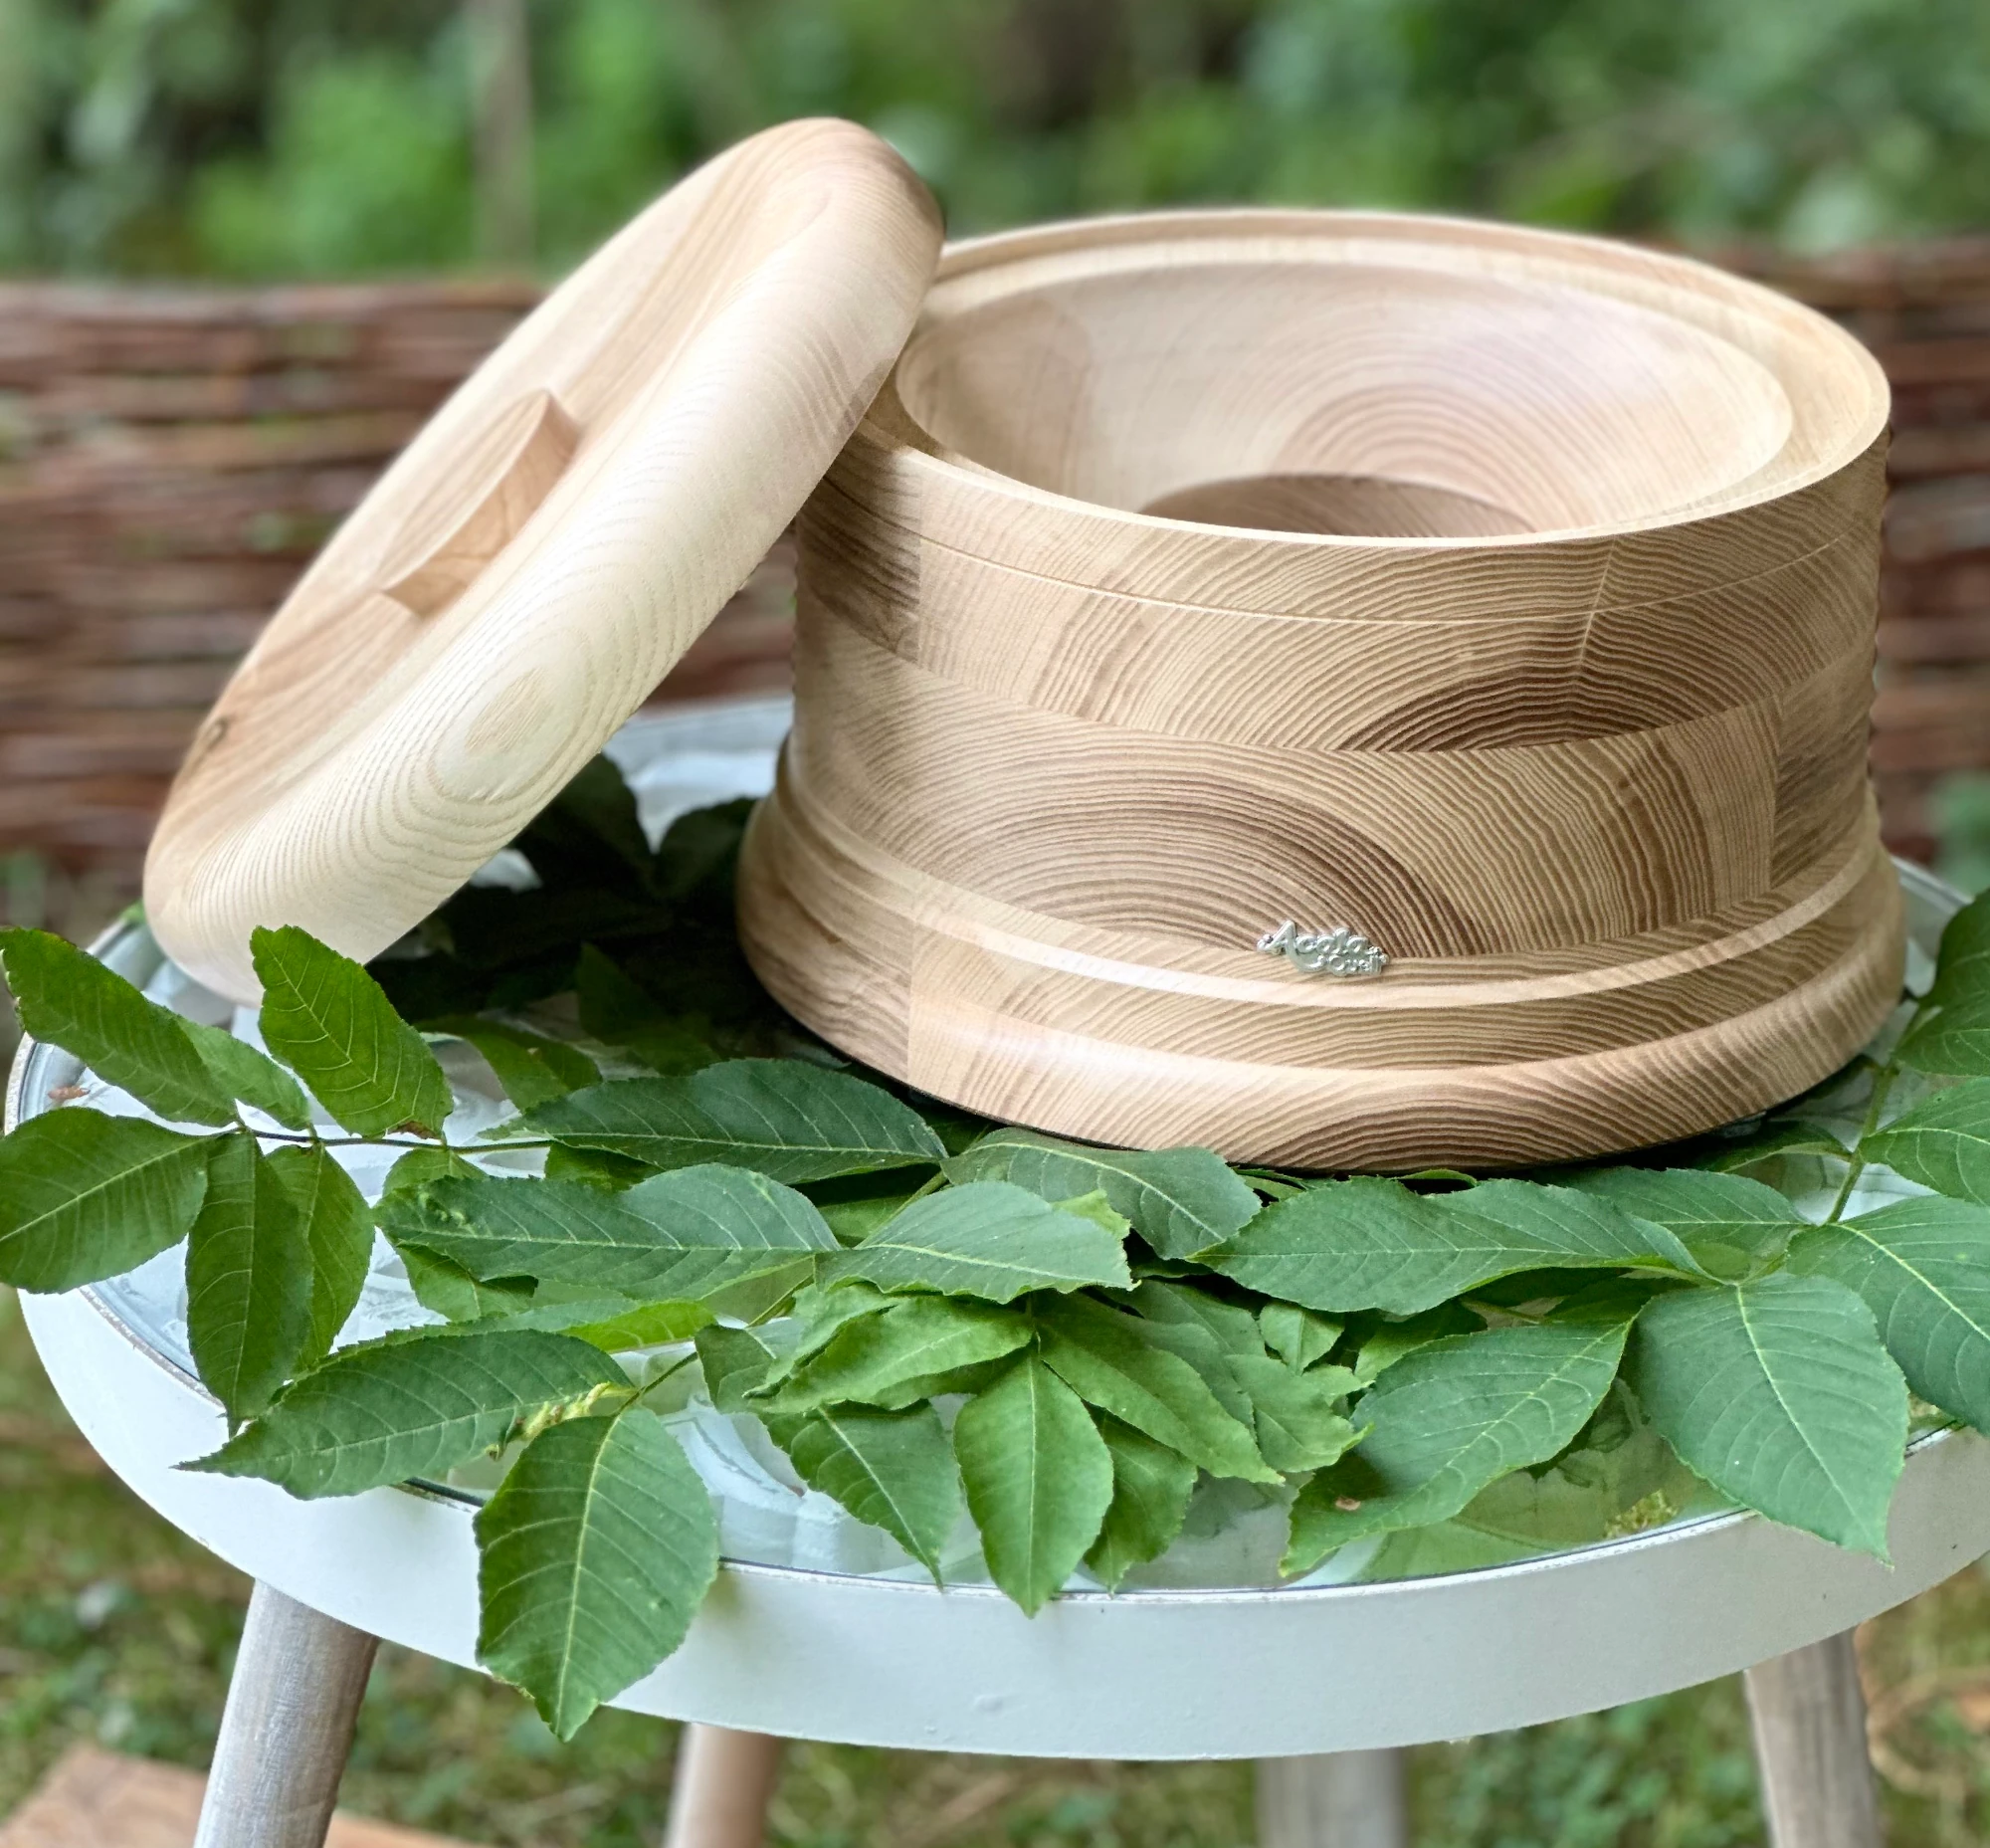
[663,1726,786,1848]
[1256,1747,1410,1848]
[193,1581,379,1848]
[1743,1631,1884,1848]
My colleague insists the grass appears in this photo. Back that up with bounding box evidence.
[6,1303,1990,1847]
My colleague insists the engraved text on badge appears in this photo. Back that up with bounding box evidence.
[1256,921,1388,978]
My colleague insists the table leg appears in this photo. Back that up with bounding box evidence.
[1256,1747,1410,1848]
[663,1726,786,1848]
[1743,1630,1884,1848]
[193,1581,379,1848]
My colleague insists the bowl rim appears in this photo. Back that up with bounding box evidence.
[866,205,1892,554]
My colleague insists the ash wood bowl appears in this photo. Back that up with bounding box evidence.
[737,210,1902,1170]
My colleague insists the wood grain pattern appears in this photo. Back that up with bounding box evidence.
[143,119,941,1002]
[740,209,1902,1170]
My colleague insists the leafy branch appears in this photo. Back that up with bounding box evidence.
[5,761,1990,1735]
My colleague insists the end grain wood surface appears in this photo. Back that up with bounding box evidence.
[0,1747,462,1848]
[741,209,1904,1169]
[142,117,941,1003]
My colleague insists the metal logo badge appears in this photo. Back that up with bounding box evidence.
[1256,921,1388,978]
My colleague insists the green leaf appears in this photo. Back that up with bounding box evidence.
[1897,1002,1990,1079]
[561,1300,713,1352]
[952,1353,1114,1615]
[1208,1176,1695,1316]
[758,1295,1031,1412]
[386,1164,836,1303]
[396,1244,535,1322]
[543,1143,658,1190]
[1284,1314,1632,1573]
[266,1143,374,1367]
[1348,1303,1482,1385]
[515,753,657,894]
[253,925,453,1136]
[1084,1416,1197,1590]
[774,1281,895,1378]
[764,1403,961,1581]
[0,1109,211,1291]
[1225,1351,1361,1473]
[616,1164,841,1298]
[1695,1122,1851,1171]
[179,1019,313,1130]
[1117,1282,1265,1422]
[1861,1081,1990,1204]
[1928,888,1990,1010]
[575,947,722,1077]
[428,1017,601,1112]
[1790,1197,1990,1434]
[185,1131,312,1427]
[1054,1189,1131,1240]
[824,1182,1132,1303]
[944,1129,1261,1260]
[186,1328,625,1497]
[369,948,505,1023]
[380,1145,482,1195]
[803,1173,926,1245]
[1034,1295,1276,1483]
[519,1060,945,1182]
[654,797,752,902]
[1629,1274,1906,1557]
[378,1177,684,1292]
[440,886,662,973]
[0,926,233,1125]
[1128,1278,1266,1351]
[1453,1180,1706,1277]
[694,1324,776,1411]
[1570,1167,1804,1280]
[699,1260,815,1326]
[1259,1304,1342,1370]
[1439,1382,1703,1555]
[476,1408,718,1738]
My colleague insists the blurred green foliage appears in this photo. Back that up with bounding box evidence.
[2,0,1988,279]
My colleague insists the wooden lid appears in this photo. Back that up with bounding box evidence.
[143,118,942,1002]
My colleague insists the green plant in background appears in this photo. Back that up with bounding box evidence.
[1935,772,1990,899]
[4,0,1990,277]
[4,755,1990,1740]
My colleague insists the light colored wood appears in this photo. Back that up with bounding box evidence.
[1256,1749,1410,1848]
[661,1726,784,1848]
[740,209,1903,1169]
[193,1582,379,1848]
[1744,1632,1885,1848]
[144,118,942,1003]
[0,1747,458,1848]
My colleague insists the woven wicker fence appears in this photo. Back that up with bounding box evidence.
[0,279,794,930]
[1,243,1987,923]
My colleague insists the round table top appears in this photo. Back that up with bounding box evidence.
[19,698,1990,1760]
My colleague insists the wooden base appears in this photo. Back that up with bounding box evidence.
[739,771,1904,1169]
[193,1584,380,1848]
[663,1728,786,1848]
[0,1748,459,1848]
[1743,1634,1884,1848]
[1257,1750,1409,1848]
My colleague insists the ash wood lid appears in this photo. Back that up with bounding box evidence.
[144,118,942,1002]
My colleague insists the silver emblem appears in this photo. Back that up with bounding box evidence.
[1256,921,1388,978]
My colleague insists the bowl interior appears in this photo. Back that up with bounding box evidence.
[896,251,1807,537]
